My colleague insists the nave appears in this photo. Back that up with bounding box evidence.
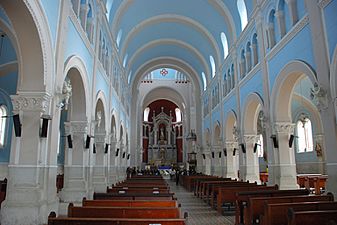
[167,179,234,225]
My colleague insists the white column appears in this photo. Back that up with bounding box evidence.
[252,43,258,66]
[59,121,90,202]
[246,51,252,72]
[79,3,89,30]
[1,93,52,225]
[274,122,298,189]
[108,140,118,185]
[275,11,286,38]
[286,0,298,25]
[92,132,108,192]
[267,23,276,48]
[225,142,238,179]
[243,135,260,183]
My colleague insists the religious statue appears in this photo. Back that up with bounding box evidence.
[310,82,328,111]
[315,142,323,157]
[62,78,72,110]
[160,127,165,140]
[96,111,102,128]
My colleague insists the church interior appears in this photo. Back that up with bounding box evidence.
[0,0,337,224]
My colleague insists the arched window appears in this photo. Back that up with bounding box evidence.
[116,29,122,48]
[201,72,207,91]
[296,118,313,153]
[220,32,229,59]
[122,53,128,68]
[175,108,182,122]
[0,105,8,147]
[257,134,264,157]
[210,55,216,78]
[143,107,150,122]
[237,0,248,31]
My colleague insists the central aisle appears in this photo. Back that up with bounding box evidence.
[167,180,235,225]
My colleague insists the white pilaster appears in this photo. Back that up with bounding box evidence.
[274,122,298,189]
[59,121,90,202]
[243,135,260,183]
[1,92,52,225]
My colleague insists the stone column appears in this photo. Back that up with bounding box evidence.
[266,23,276,48]
[204,150,212,175]
[79,3,89,30]
[286,0,298,25]
[243,135,260,183]
[274,122,298,189]
[108,140,117,185]
[252,43,258,66]
[225,142,238,179]
[92,132,108,192]
[1,92,52,225]
[59,121,90,202]
[246,50,252,72]
[275,11,286,38]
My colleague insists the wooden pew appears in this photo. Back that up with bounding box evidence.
[287,208,337,225]
[0,178,7,208]
[235,189,309,225]
[262,200,337,225]
[82,198,179,208]
[180,175,213,191]
[248,194,334,225]
[94,192,175,201]
[197,179,236,198]
[216,185,278,214]
[68,203,182,219]
[107,188,171,195]
[48,213,186,225]
[209,182,258,207]
[194,178,232,196]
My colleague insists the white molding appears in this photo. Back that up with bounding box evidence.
[69,9,95,56]
[266,15,310,61]
[318,0,333,8]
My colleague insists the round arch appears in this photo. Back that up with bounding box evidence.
[127,38,211,77]
[1,0,54,93]
[62,55,91,120]
[224,110,237,141]
[131,57,203,93]
[241,92,264,134]
[270,60,317,122]
[119,14,222,65]
[95,91,109,132]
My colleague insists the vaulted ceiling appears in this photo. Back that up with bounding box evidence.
[105,0,255,88]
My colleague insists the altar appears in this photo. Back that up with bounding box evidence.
[144,107,179,165]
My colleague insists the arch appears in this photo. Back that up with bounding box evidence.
[1,0,54,93]
[131,57,203,94]
[330,46,337,121]
[213,121,221,145]
[119,14,222,66]
[95,91,109,132]
[220,32,229,59]
[224,110,237,141]
[204,128,211,145]
[127,38,211,78]
[237,0,248,31]
[201,72,207,91]
[271,60,317,122]
[241,93,264,134]
[110,113,117,141]
[210,55,216,78]
[62,55,91,120]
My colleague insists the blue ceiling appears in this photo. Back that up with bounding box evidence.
[105,0,252,86]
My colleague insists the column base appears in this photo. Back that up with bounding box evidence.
[59,186,88,203]
[245,165,260,183]
[326,163,337,197]
[278,164,299,190]
[1,202,48,225]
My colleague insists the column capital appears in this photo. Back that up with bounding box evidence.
[274,122,295,134]
[225,141,238,149]
[243,134,260,143]
[95,132,106,144]
[11,92,51,113]
[64,121,88,135]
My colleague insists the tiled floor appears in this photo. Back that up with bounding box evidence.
[167,180,235,225]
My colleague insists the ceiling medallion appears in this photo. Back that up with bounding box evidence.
[160,68,168,76]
